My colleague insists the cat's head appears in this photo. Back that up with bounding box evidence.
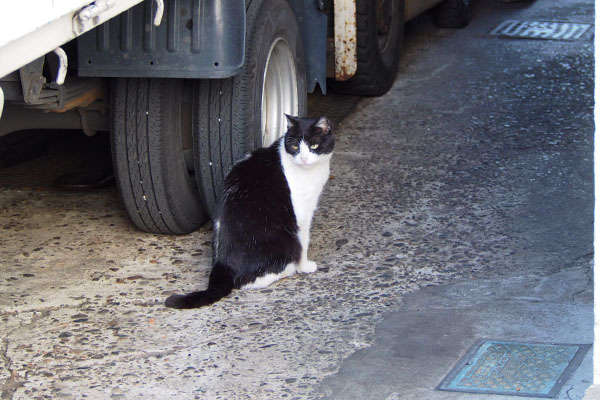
[283,115,334,167]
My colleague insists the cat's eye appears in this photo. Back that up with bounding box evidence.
[310,144,319,150]
[291,144,299,150]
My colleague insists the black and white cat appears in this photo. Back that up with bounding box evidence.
[165,115,334,309]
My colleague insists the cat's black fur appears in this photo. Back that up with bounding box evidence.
[165,115,334,309]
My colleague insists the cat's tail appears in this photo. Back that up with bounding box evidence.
[164,262,234,309]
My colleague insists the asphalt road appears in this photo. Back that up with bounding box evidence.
[0,0,594,398]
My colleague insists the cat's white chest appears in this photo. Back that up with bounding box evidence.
[280,145,330,225]
[286,164,328,222]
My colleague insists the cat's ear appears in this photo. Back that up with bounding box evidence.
[313,116,333,135]
[285,114,299,130]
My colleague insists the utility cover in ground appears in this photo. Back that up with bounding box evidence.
[438,339,591,397]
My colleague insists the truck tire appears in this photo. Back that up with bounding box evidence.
[328,0,404,97]
[111,78,207,234]
[193,0,307,216]
[433,0,472,29]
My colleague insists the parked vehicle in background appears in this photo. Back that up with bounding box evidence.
[0,0,473,234]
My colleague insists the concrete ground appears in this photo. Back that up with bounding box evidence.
[0,0,594,399]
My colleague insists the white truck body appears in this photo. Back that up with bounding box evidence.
[0,0,144,118]
[0,0,145,78]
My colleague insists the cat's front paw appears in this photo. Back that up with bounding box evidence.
[298,260,317,273]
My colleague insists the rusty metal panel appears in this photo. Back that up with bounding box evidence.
[333,0,357,81]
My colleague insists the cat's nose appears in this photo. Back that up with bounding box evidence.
[301,155,308,164]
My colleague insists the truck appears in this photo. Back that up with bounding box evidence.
[0,0,472,234]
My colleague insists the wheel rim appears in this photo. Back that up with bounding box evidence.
[376,0,395,54]
[261,38,299,146]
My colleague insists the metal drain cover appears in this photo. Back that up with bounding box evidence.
[438,339,591,398]
[490,20,592,40]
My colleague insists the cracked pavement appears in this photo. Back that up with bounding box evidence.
[0,0,594,398]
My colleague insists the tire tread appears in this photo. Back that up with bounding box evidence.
[111,78,205,234]
[194,0,306,216]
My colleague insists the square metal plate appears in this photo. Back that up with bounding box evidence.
[490,20,593,41]
[438,339,591,398]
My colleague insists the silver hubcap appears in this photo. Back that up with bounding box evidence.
[261,38,298,146]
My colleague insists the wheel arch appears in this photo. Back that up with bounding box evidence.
[77,0,246,80]
[77,0,327,96]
